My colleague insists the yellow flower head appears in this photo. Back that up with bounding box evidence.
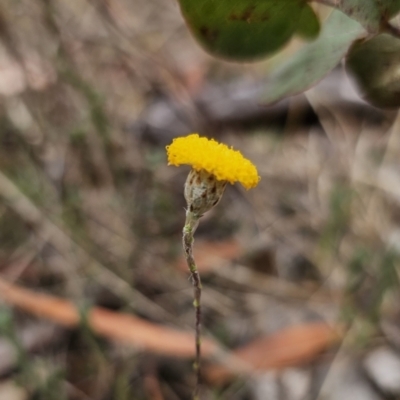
[166,134,260,189]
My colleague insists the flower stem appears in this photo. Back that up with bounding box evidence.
[183,211,202,400]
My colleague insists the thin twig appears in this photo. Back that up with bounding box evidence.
[182,211,202,400]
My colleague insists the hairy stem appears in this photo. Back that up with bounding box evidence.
[183,211,202,400]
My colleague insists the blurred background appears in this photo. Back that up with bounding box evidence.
[1,0,400,399]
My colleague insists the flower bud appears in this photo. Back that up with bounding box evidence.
[184,168,227,218]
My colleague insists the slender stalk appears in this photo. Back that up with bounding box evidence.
[183,210,202,400]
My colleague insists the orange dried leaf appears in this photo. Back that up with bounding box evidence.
[0,277,218,358]
[206,322,342,384]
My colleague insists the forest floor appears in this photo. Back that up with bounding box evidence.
[0,1,400,399]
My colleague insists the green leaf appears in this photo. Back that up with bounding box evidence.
[346,34,400,108]
[178,0,320,61]
[330,0,400,33]
[263,10,364,105]
[297,3,321,39]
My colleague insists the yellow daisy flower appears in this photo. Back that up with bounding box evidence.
[166,133,260,189]
[170,134,260,385]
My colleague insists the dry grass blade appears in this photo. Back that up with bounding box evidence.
[0,170,181,324]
